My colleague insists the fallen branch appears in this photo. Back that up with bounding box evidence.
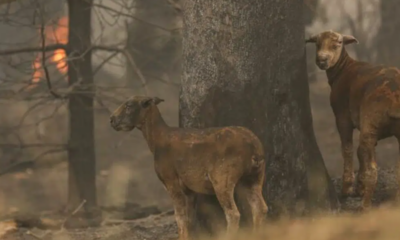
[60,199,87,230]
[26,230,51,240]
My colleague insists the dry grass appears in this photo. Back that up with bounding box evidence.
[2,200,400,240]
[209,205,400,240]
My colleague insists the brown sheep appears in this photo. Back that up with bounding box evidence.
[109,96,268,240]
[306,30,400,210]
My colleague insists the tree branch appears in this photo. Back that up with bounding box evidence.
[0,0,17,5]
[90,42,149,95]
[0,143,66,148]
[0,44,67,56]
[91,2,176,32]
[38,6,62,99]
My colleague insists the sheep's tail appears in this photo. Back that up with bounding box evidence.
[388,108,400,119]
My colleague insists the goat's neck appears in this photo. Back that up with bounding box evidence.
[139,105,169,154]
[326,47,354,86]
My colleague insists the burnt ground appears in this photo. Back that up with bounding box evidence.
[1,74,400,239]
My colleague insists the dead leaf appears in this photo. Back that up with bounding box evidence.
[12,172,29,180]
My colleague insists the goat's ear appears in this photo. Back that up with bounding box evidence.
[153,97,164,105]
[342,35,359,45]
[305,34,319,44]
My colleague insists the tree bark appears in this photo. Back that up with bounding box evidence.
[66,0,100,226]
[179,0,338,236]
[375,0,400,66]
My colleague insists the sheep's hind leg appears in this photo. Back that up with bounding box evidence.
[209,175,240,236]
[357,131,378,210]
[335,118,355,198]
[395,135,400,203]
[242,183,268,231]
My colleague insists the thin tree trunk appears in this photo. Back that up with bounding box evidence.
[304,0,319,83]
[375,0,400,66]
[179,0,338,236]
[66,0,100,226]
[125,0,180,87]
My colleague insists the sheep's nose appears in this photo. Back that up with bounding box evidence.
[318,55,328,62]
[110,116,116,125]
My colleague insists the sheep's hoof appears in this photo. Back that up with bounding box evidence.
[340,187,356,199]
[354,179,365,197]
[355,186,365,198]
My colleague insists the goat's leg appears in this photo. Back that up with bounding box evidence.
[335,118,355,197]
[209,178,240,235]
[357,132,378,210]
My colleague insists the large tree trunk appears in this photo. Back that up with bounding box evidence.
[66,0,100,227]
[179,0,338,236]
[375,0,400,66]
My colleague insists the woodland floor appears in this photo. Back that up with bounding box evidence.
[1,79,400,240]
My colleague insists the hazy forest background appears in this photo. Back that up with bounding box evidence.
[0,0,400,239]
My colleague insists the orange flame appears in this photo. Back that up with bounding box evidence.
[31,17,68,85]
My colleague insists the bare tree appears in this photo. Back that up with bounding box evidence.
[0,0,155,225]
[125,0,181,87]
[64,0,99,225]
[179,0,338,236]
[304,0,320,83]
[335,0,380,63]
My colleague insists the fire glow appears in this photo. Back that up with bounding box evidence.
[31,17,68,84]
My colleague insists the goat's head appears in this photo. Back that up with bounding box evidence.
[305,30,358,70]
[110,96,164,131]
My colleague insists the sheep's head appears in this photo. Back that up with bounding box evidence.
[110,96,164,131]
[305,30,358,70]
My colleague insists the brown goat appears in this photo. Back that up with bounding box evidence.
[109,96,268,240]
[306,30,400,210]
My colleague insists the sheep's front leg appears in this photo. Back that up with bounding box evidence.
[335,117,355,197]
[164,181,192,240]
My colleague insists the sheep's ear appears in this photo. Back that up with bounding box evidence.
[305,34,319,43]
[153,97,164,105]
[141,97,164,108]
[342,35,359,45]
[141,98,153,108]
